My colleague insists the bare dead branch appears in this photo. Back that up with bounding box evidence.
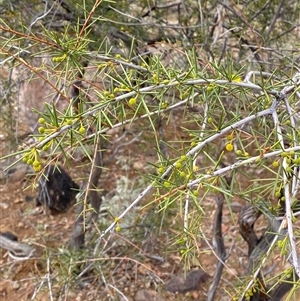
[0,232,35,259]
[207,194,226,301]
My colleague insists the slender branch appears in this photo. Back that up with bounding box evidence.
[184,100,208,245]
[265,0,285,37]
[46,258,54,301]
[28,0,55,30]
[207,194,226,301]
[76,0,102,48]
[107,284,129,301]
[14,78,283,151]
[272,103,300,277]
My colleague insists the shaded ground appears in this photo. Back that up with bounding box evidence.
[0,175,241,301]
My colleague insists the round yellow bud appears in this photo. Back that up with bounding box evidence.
[128,98,137,106]
[163,181,171,188]
[179,171,186,177]
[33,164,42,172]
[33,160,40,168]
[79,127,86,134]
[175,162,182,169]
[157,167,164,174]
[193,190,199,196]
[38,127,45,134]
[161,102,168,109]
[193,165,199,172]
[226,134,233,141]
[275,191,281,198]
[225,143,234,151]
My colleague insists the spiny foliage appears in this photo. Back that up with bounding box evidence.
[1,0,300,300]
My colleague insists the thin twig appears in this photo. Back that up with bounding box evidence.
[265,0,285,37]
[46,257,54,301]
[107,284,129,301]
[272,102,300,277]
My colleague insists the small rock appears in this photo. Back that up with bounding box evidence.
[133,161,144,170]
[135,289,164,301]
[11,282,20,290]
[164,269,209,294]
[0,202,9,209]
[0,287,7,297]
[120,296,133,301]
[228,202,243,213]
[17,222,25,228]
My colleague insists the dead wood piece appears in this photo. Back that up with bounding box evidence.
[248,232,275,272]
[68,67,104,250]
[87,149,103,222]
[0,232,35,259]
[239,204,266,300]
[207,193,226,301]
[239,204,261,256]
[238,203,298,300]
[69,142,104,250]
[164,270,209,294]
[36,164,79,213]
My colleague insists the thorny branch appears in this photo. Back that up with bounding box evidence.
[272,98,300,278]
[237,76,300,299]
[2,55,300,297]
[6,78,280,153]
[90,72,300,300]
[93,74,300,248]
